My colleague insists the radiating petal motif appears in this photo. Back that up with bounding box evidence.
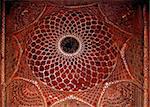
[26,9,118,91]
[4,1,144,107]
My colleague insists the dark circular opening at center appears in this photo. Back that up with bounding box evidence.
[60,37,80,54]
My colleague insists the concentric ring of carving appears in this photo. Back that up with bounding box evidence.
[26,9,118,91]
[58,35,81,56]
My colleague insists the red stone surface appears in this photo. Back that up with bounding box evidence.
[26,9,118,91]
[1,0,148,107]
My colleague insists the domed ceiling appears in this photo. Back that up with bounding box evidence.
[3,0,146,107]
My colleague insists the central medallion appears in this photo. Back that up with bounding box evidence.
[26,10,118,92]
[58,35,81,56]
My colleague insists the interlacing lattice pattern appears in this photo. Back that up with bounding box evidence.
[27,11,117,91]
[26,9,118,91]
[5,1,145,107]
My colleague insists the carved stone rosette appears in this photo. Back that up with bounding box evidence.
[1,0,149,107]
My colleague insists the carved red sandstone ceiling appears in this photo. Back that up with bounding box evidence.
[4,0,145,107]
[26,9,118,91]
